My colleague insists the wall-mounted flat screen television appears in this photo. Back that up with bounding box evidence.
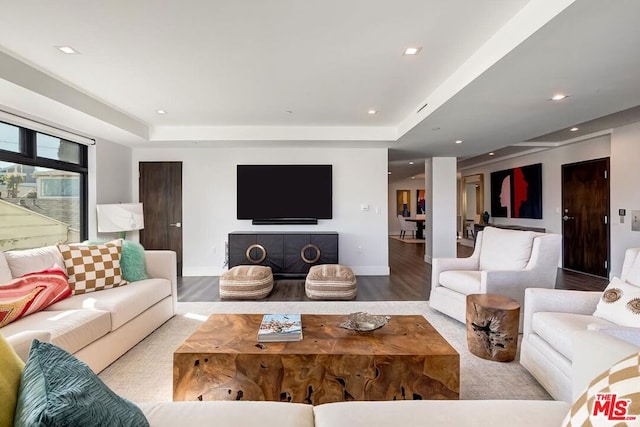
[237,164,332,224]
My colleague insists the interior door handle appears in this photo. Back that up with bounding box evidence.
[562,215,575,221]
[170,222,182,228]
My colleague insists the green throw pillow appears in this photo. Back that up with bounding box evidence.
[84,239,149,282]
[120,240,150,282]
[13,340,149,427]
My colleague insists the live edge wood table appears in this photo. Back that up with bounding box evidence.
[173,314,459,405]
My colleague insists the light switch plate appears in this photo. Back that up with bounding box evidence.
[632,210,640,231]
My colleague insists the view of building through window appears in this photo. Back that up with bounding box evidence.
[0,121,86,250]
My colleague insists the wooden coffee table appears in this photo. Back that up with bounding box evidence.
[173,313,459,404]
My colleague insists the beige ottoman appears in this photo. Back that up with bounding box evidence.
[305,264,357,300]
[220,265,274,299]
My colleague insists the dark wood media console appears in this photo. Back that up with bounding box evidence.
[228,232,338,276]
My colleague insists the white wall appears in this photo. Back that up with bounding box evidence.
[387,177,425,235]
[610,122,640,276]
[460,135,610,234]
[95,139,133,204]
[457,132,640,277]
[90,139,135,241]
[131,147,390,276]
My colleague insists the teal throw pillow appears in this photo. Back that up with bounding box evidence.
[120,240,150,282]
[84,239,149,282]
[13,340,149,427]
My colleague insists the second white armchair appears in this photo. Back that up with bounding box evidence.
[430,226,562,330]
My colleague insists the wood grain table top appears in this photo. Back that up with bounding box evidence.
[175,314,457,357]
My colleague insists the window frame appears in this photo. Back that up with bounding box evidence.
[0,120,89,240]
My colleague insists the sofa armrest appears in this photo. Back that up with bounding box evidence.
[572,330,640,401]
[145,250,177,312]
[523,288,602,336]
[4,330,52,362]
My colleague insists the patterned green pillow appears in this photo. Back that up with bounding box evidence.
[13,340,149,427]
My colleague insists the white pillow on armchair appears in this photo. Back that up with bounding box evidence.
[593,277,640,327]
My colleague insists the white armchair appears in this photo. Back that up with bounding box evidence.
[520,247,640,402]
[429,227,562,330]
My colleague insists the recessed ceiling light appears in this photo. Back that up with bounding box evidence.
[156,109,167,114]
[368,109,377,115]
[55,46,78,54]
[489,152,495,156]
[550,94,569,101]
[403,47,421,56]
[411,176,415,180]
[409,161,414,165]
[570,127,579,132]
[455,140,463,144]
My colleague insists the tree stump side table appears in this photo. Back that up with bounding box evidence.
[465,294,521,362]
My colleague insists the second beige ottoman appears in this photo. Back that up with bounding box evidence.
[220,265,274,299]
[305,264,357,300]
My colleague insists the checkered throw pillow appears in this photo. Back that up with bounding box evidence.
[57,239,128,295]
[563,352,640,426]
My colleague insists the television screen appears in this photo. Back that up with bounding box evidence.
[237,165,333,221]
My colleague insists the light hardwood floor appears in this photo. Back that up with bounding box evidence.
[177,238,608,302]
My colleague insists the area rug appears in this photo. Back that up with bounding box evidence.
[98,301,551,403]
[389,235,425,244]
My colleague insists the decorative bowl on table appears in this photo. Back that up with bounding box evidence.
[339,312,390,332]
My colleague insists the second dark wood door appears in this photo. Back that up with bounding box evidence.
[561,158,609,277]
[139,161,183,276]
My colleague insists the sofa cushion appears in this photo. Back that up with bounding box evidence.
[563,352,640,426]
[0,333,24,427]
[593,277,640,327]
[0,309,111,355]
[532,312,615,361]
[45,278,171,330]
[3,246,65,278]
[479,227,536,271]
[0,270,71,327]
[14,340,149,427]
[0,253,12,283]
[58,239,127,295]
[439,270,482,294]
[139,401,314,427]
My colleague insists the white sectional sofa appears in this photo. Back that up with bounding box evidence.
[0,245,177,373]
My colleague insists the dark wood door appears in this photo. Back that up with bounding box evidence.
[139,162,183,276]
[561,158,609,277]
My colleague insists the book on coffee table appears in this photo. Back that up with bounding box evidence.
[257,314,303,342]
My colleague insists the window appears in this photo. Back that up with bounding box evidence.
[36,133,82,164]
[0,123,87,250]
[0,122,21,153]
